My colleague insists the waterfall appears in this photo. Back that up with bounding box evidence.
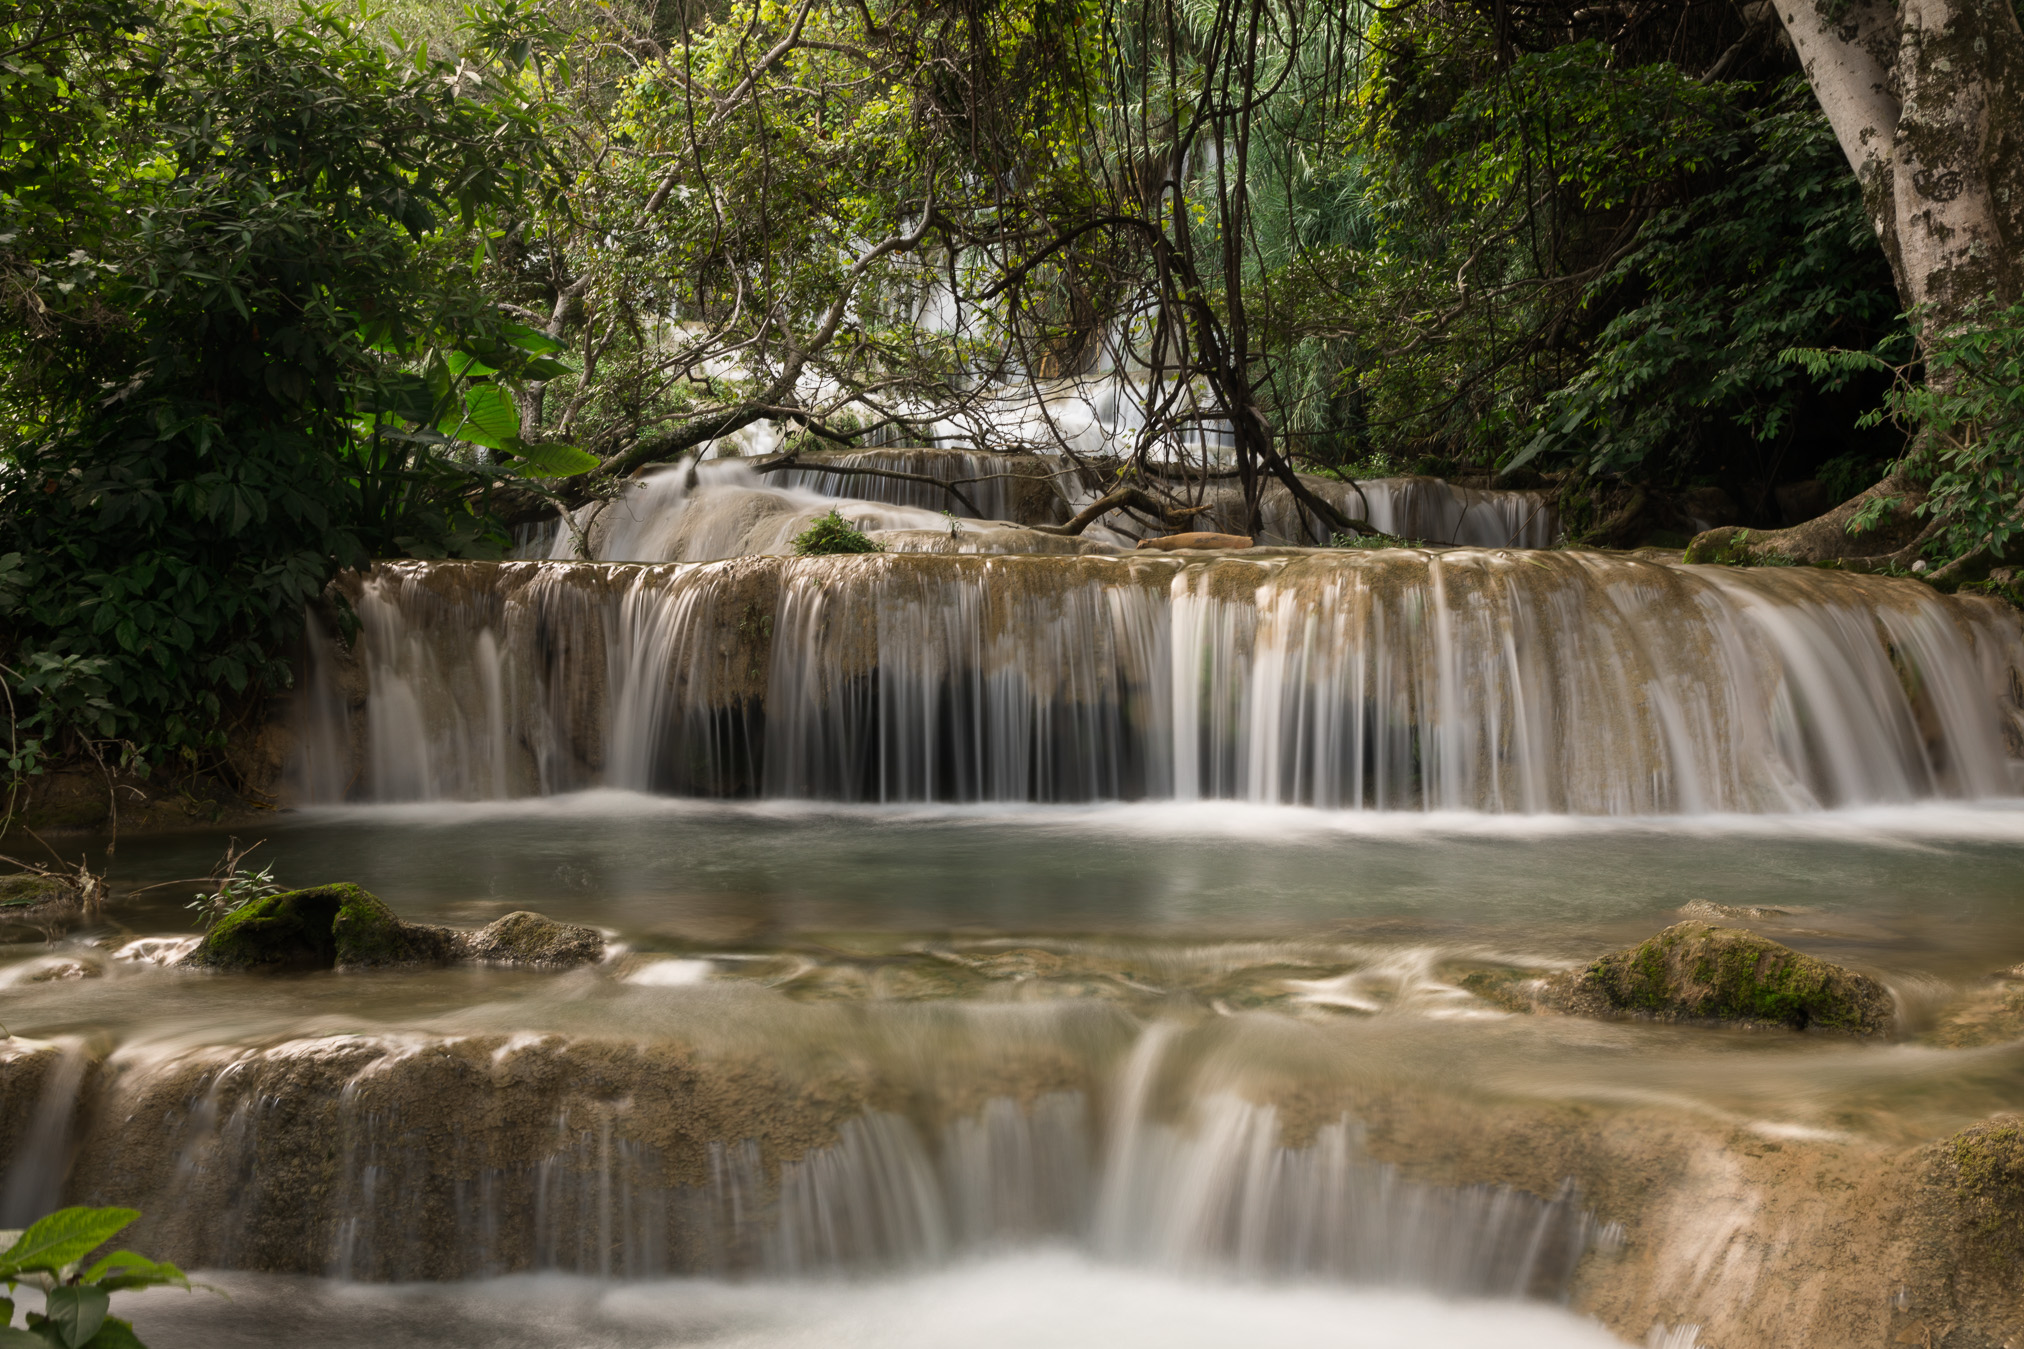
[291,552,2024,813]
[514,450,1554,562]
[17,1029,1593,1293]
[773,448,1053,522]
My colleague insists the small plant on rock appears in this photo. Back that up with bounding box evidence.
[186,839,283,930]
[792,509,884,556]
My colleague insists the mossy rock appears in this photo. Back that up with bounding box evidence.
[1549,920,1894,1034]
[463,911,603,967]
[1682,526,1795,567]
[187,884,459,972]
[1927,1117,2024,1273]
[0,872,75,910]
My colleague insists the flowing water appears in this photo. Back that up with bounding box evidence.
[516,448,1557,561]
[7,543,2024,1347]
[292,552,2024,812]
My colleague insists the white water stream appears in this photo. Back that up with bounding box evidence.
[290,552,2024,812]
[118,1255,1636,1349]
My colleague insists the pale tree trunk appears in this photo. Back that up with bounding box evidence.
[1778,0,2023,327]
[1686,0,2024,566]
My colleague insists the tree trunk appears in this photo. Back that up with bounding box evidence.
[1775,0,2023,327]
[1686,0,2024,566]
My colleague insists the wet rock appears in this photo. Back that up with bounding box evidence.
[0,871,76,911]
[185,884,459,972]
[1927,1116,2024,1274]
[1135,532,1255,551]
[7,955,103,983]
[1545,921,1895,1034]
[1925,968,2024,1047]
[462,911,604,968]
[1676,898,1798,921]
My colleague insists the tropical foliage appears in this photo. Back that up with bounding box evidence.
[0,1206,188,1348]
[0,0,2015,770]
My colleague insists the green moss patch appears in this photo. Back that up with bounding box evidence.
[0,873,74,910]
[1937,1118,2024,1271]
[188,883,458,972]
[1561,920,1895,1034]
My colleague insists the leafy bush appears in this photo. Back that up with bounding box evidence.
[0,0,583,772]
[1901,304,2024,564]
[1785,302,2024,566]
[792,510,885,556]
[1508,81,1903,481]
[0,1206,189,1348]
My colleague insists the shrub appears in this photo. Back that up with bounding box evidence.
[792,510,885,556]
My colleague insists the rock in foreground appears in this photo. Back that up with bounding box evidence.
[1547,920,1895,1035]
[462,910,605,967]
[184,885,601,972]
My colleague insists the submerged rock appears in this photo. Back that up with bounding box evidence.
[1547,920,1895,1034]
[463,911,603,968]
[184,885,601,972]
[1924,966,2024,1047]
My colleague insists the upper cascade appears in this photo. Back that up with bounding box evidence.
[291,550,2024,814]
[520,449,1559,562]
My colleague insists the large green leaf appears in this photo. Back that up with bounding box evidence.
[500,322,566,356]
[444,351,499,378]
[42,1287,107,1349]
[79,1318,145,1349]
[503,441,599,477]
[81,1251,187,1293]
[447,384,520,450]
[0,1211,136,1279]
[360,372,439,424]
[0,1327,44,1348]
[519,357,572,381]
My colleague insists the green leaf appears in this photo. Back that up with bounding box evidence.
[500,322,565,355]
[0,1328,45,1348]
[444,351,498,378]
[502,441,599,477]
[448,384,519,450]
[81,1252,186,1293]
[0,1210,136,1279]
[79,1317,145,1349]
[43,1287,107,1349]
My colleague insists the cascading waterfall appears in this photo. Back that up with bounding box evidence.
[291,551,2024,813]
[512,446,1555,563]
[4,1029,1593,1295]
[773,448,1040,521]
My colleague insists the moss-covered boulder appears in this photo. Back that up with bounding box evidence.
[1548,920,1895,1034]
[0,872,75,910]
[463,911,603,967]
[1928,1117,2024,1276]
[186,884,459,972]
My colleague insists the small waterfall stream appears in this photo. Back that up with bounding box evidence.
[515,449,1558,562]
[3,1026,1593,1295]
[292,551,2024,813]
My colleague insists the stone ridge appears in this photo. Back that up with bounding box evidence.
[1548,920,1895,1034]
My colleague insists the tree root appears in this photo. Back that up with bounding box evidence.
[1029,486,1215,537]
[1684,471,1930,568]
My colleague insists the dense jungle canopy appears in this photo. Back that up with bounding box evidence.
[0,0,2021,788]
